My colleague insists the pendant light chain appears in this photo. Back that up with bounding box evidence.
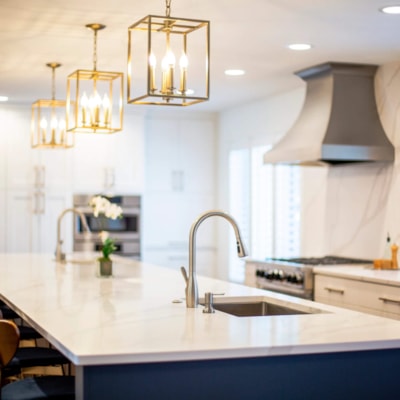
[93,29,98,71]
[51,65,56,100]
[166,0,172,17]
[46,62,61,100]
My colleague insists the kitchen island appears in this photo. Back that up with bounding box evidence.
[2,253,400,399]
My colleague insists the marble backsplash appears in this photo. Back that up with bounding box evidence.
[323,62,400,259]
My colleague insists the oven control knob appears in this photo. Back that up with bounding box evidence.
[269,270,283,281]
[266,271,274,280]
[286,274,295,283]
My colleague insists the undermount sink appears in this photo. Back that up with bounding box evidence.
[212,301,308,317]
[199,297,320,317]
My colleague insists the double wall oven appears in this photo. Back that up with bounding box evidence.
[73,194,141,259]
[246,256,373,300]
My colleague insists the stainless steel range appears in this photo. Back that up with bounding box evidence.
[246,256,373,300]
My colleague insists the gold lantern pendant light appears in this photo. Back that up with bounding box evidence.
[31,63,74,149]
[66,23,123,133]
[128,0,210,106]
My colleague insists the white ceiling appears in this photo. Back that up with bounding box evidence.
[1,0,400,112]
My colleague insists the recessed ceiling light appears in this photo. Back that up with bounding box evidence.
[0,96,9,102]
[380,5,400,14]
[287,43,312,51]
[224,69,245,76]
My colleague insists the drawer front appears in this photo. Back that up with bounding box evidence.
[314,274,400,317]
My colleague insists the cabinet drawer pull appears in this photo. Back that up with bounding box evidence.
[378,296,400,305]
[324,287,344,294]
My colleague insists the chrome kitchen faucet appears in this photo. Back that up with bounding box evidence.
[55,208,91,262]
[182,210,248,308]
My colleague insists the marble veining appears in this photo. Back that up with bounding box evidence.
[2,253,400,366]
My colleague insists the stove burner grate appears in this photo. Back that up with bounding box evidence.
[268,255,373,266]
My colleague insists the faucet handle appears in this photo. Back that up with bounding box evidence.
[180,266,188,285]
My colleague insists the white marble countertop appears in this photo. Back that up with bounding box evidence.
[313,265,400,286]
[2,253,400,366]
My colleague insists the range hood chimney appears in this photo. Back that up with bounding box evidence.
[263,62,394,165]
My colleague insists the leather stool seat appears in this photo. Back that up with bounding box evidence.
[0,304,20,320]
[11,347,70,369]
[18,326,43,341]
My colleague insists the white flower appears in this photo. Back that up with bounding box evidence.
[105,203,123,219]
[89,195,123,220]
[99,230,109,243]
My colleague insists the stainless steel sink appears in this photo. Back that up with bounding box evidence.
[211,301,309,317]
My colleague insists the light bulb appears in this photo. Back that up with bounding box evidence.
[81,92,88,107]
[179,52,189,69]
[163,50,175,68]
[94,91,101,105]
[51,116,58,129]
[103,93,110,108]
[40,118,48,129]
[149,52,157,67]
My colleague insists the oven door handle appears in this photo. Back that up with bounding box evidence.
[324,286,345,295]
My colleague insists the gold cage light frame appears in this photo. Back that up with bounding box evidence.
[66,23,124,134]
[31,63,74,149]
[128,10,210,106]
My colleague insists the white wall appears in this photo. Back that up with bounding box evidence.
[216,87,306,278]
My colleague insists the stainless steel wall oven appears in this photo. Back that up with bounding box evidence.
[73,194,141,259]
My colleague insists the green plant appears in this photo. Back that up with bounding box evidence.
[100,237,117,260]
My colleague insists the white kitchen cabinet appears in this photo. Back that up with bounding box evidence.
[144,118,215,194]
[142,115,217,276]
[0,109,6,252]
[3,105,73,253]
[142,192,216,275]
[71,112,145,194]
[4,105,35,189]
[70,134,113,194]
[314,273,400,320]
[0,105,146,255]
[5,189,71,253]
[0,190,5,252]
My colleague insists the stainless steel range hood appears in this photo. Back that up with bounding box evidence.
[263,62,394,165]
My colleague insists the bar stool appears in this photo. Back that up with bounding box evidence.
[0,304,70,377]
[0,320,75,400]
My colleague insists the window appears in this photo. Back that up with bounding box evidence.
[228,146,301,282]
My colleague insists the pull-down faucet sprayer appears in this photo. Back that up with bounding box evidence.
[182,210,248,308]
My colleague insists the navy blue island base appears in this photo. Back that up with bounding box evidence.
[77,348,400,399]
